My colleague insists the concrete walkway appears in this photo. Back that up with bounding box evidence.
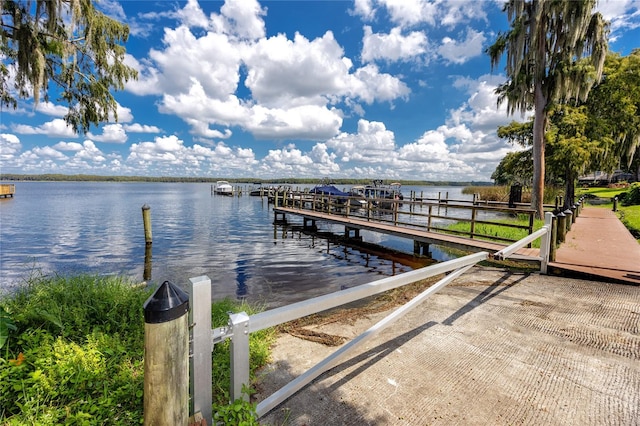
[255,268,640,425]
[254,205,640,425]
[549,206,640,285]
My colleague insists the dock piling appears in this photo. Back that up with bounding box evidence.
[142,204,152,245]
[143,281,190,425]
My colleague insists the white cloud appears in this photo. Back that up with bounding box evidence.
[361,26,429,63]
[259,144,340,177]
[125,134,258,175]
[351,0,376,21]
[35,102,68,117]
[113,104,134,123]
[351,64,411,104]
[31,145,68,160]
[220,0,266,40]
[175,0,210,28]
[438,29,486,65]
[380,0,438,28]
[326,119,396,163]
[374,0,488,29]
[12,119,77,138]
[124,123,163,133]
[53,141,84,152]
[0,133,21,160]
[597,0,640,37]
[87,124,128,143]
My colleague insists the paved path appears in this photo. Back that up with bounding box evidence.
[254,205,640,425]
[255,268,640,425]
[549,206,640,285]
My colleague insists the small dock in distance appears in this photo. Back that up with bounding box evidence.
[0,184,15,198]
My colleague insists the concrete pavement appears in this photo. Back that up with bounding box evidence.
[255,267,640,425]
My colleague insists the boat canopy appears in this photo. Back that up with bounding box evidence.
[309,185,350,197]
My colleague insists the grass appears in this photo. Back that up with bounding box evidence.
[0,273,274,425]
[446,215,545,247]
[463,185,564,205]
[577,186,629,200]
[578,184,640,241]
[618,205,640,240]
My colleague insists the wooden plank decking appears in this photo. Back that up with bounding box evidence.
[549,206,640,285]
[0,184,15,198]
[273,206,540,261]
[274,204,640,285]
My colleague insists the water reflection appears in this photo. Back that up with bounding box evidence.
[0,182,470,306]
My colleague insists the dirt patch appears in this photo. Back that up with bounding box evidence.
[277,268,520,346]
[277,276,442,346]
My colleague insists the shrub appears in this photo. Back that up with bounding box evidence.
[621,182,640,206]
[1,274,274,424]
[1,275,151,424]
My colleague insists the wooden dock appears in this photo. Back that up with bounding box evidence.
[0,183,15,198]
[549,206,640,285]
[272,206,540,262]
[274,200,640,285]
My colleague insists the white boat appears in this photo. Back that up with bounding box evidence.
[350,180,403,208]
[214,181,233,196]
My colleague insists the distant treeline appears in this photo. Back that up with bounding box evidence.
[0,173,493,187]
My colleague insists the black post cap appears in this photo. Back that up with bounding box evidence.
[143,280,189,324]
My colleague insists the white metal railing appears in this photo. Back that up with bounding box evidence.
[492,212,553,274]
[187,212,554,424]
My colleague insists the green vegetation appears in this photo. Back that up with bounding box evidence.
[2,0,138,134]
[463,185,563,205]
[446,215,545,248]
[0,274,274,424]
[618,205,640,240]
[487,0,609,218]
[579,183,640,240]
[490,50,640,212]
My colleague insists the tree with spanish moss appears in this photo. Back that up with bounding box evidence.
[487,0,608,218]
[1,0,137,134]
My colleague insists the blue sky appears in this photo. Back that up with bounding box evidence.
[1,0,639,181]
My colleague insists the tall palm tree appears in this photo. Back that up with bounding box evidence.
[487,0,608,217]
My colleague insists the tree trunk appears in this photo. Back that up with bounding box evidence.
[564,166,576,210]
[532,84,547,219]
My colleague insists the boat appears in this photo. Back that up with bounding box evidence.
[214,181,233,196]
[309,180,366,207]
[250,184,283,197]
[352,180,403,208]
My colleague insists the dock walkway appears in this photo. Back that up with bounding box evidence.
[549,206,640,285]
[274,204,639,284]
[272,206,539,261]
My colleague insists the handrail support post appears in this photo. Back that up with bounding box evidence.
[539,212,553,274]
[229,311,251,402]
[189,276,213,425]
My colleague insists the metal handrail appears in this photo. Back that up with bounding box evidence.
[188,213,555,424]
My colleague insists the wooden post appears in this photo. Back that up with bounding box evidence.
[549,215,558,261]
[564,209,573,232]
[143,245,152,281]
[613,196,618,212]
[470,207,477,239]
[143,281,190,426]
[393,200,399,225]
[557,211,567,243]
[142,204,152,245]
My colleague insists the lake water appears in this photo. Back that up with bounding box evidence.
[0,182,470,307]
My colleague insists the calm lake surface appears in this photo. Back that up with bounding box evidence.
[0,182,470,307]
